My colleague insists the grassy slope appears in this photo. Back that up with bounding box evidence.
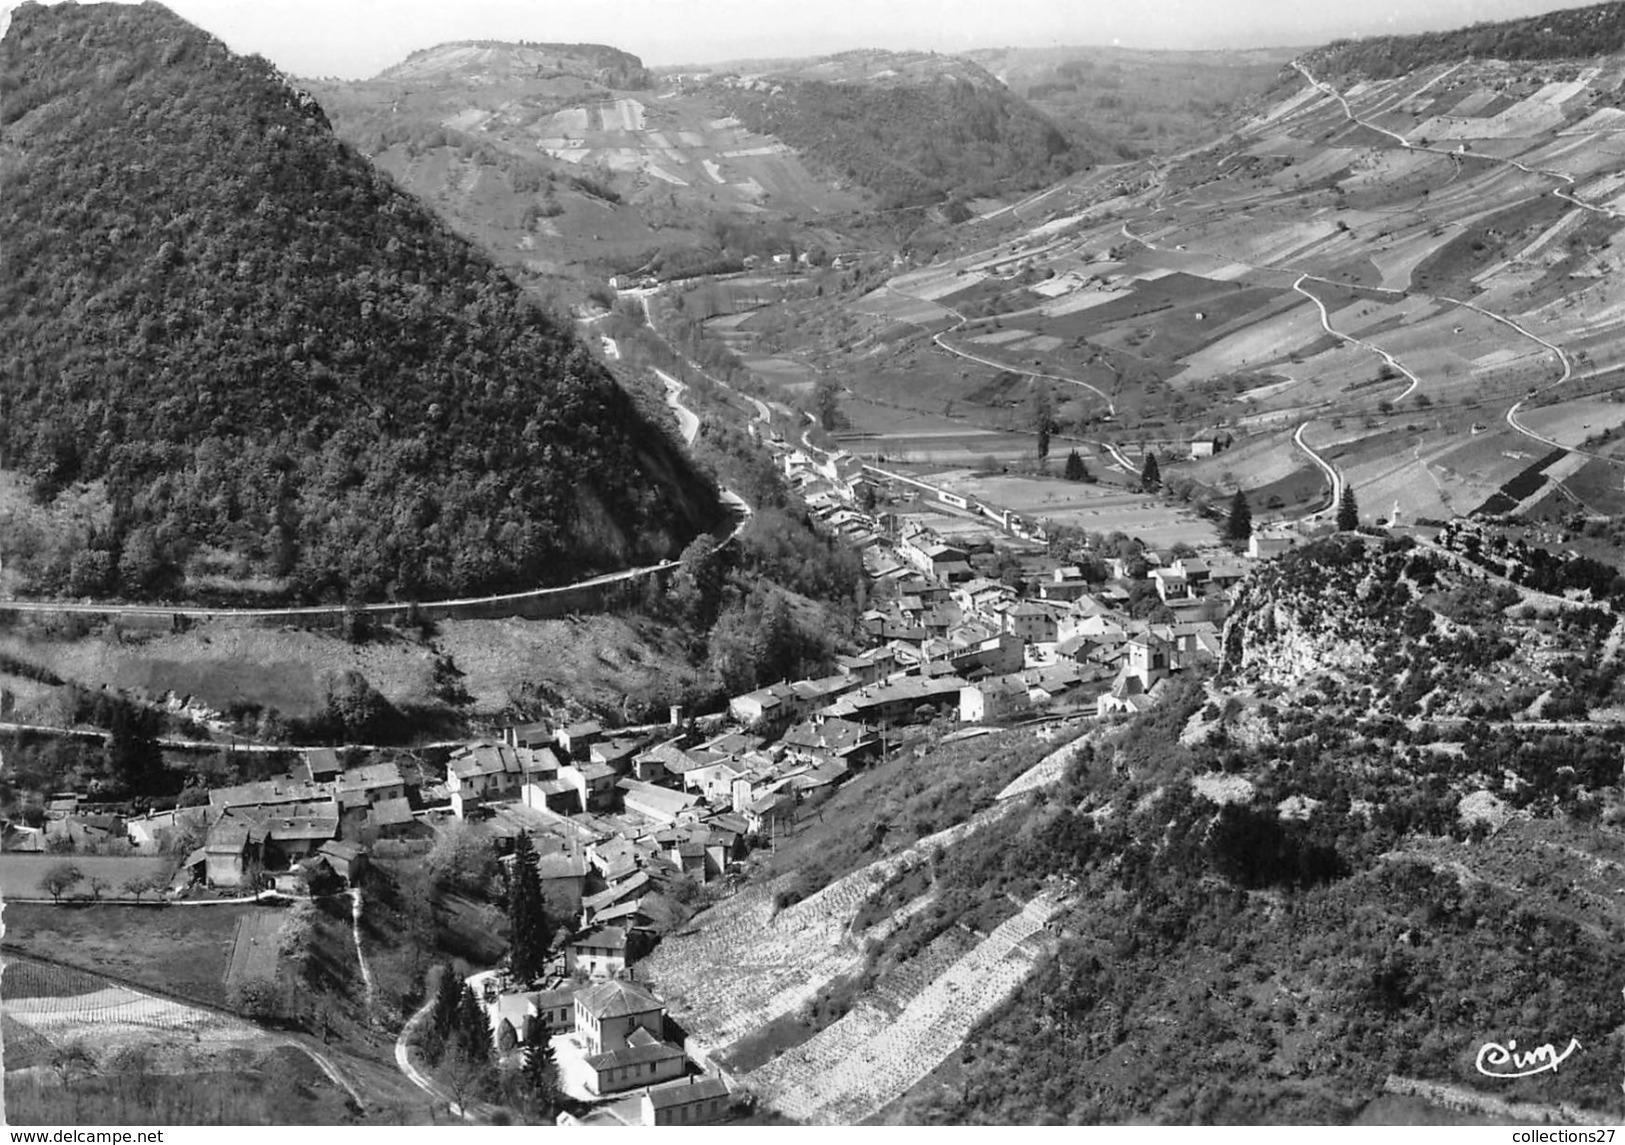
[2,902,251,1008]
[2,887,448,1123]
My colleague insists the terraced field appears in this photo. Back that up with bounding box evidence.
[1,955,273,1068]
[640,802,1019,1052]
[748,892,1067,1125]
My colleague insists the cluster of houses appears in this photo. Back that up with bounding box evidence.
[155,750,406,891]
[2,792,131,854]
[764,432,1314,722]
[731,486,1260,725]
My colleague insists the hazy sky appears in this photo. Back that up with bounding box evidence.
[7,0,1597,77]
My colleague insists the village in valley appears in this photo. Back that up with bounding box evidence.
[0,407,1295,1126]
[26,0,1625,1127]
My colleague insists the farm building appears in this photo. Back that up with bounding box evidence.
[818,674,968,726]
[534,848,591,915]
[556,721,602,761]
[568,926,632,979]
[727,681,803,732]
[446,743,525,804]
[336,761,408,807]
[618,780,700,826]
[584,1029,687,1096]
[1005,601,1060,644]
[959,675,1031,724]
[779,716,876,764]
[529,986,578,1037]
[503,720,553,749]
[298,748,343,784]
[44,813,127,850]
[1149,567,1189,602]
[200,820,252,888]
[631,741,694,785]
[364,797,419,838]
[523,777,582,816]
[744,791,793,835]
[641,1076,732,1125]
[590,738,642,774]
[1249,531,1299,560]
[571,762,621,812]
[317,839,367,884]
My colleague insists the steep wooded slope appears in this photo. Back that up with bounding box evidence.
[1307,0,1625,78]
[0,2,719,604]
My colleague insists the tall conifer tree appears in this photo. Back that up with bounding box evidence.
[1337,485,1359,531]
[1227,490,1253,543]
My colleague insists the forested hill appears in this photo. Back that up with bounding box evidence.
[705,54,1117,210]
[1305,0,1625,78]
[0,2,720,605]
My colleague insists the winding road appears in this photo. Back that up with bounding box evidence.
[1292,59,1625,463]
[1115,58,1625,505]
[1293,422,1344,518]
[1292,274,1421,404]
[1294,60,1624,226]
[879,284,1118,415]
[655,367,701,446]
[394,983,466,1119]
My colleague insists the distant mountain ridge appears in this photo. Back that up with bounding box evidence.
[379,39,653,89]
[710,48,1009,90]
[963,44,1298,157]
[700,50,1114,209]
[1306,0,1625,78]
[0,1,719,605]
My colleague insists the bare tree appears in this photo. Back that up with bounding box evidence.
[440,1040,494,1118]
[40,861,83,902]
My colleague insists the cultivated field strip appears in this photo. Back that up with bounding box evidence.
[1,957,108,999]
[224,910,283,989]
[749,891,1067,1124]
[995,737,1085,800]
[640,802,1019,1049]
[1,955,267,1056]
[4,984,257,1043]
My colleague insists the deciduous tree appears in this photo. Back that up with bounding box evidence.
[813,377,846,432]
[40,861,83,902]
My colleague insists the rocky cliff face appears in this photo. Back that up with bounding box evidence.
[1219,532,1619,722]
[1220,534,1406,688]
